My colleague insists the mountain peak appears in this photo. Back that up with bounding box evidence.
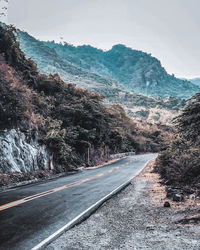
[111,44,127,50]
[18,28,200,99]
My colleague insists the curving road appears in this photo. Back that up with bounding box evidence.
[0,153,157,250]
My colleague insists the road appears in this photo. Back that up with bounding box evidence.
[0,153,157,250]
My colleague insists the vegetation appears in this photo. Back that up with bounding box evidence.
[0,25,164,172]
[17,30,187,125]
[42,41,200,99]
[189,78,200,87]
[155,93,200,190]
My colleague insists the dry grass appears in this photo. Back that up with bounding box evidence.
[136,160,200,210]
[126,106,178,126]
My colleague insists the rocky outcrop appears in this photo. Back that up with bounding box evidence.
[0,129,49,173]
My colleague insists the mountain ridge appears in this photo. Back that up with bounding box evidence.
[189,78,200,87]
[42,40,200,99]
[17,29,189,125]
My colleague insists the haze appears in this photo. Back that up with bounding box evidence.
[3,0,200,78]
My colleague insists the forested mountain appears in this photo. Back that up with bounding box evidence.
[155,93,200,190]
[0,25,164,182]
[18,30,188,125]
[18,31,124,93]
[0,24,199,191]
[189,78,200,86]
[42,41,199,99]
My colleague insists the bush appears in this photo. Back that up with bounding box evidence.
[155,94,200,189]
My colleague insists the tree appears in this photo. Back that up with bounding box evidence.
[175,93,200,142]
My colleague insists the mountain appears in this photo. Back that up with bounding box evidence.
[42,42,200,99]
[0,25,164,184]
[189,78,200,87]
[18,31,124,94]
[17,30,187,125]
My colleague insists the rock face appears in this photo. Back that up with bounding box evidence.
[0,129,49,173]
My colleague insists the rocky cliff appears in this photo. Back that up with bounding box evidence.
[0,129,49,173]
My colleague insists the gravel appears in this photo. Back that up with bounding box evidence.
[46,178,200,250]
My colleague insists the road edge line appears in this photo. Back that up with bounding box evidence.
[31,159,152,250]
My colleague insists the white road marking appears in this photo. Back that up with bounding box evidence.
[31,158,154,250]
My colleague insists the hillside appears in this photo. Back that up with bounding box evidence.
[189,78,200,87]
[18,31,124,94]
[18,30,186,125]
[43,42,199,99]
[0,25,164,183]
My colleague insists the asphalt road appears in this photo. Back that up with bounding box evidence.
[0,153,157,250]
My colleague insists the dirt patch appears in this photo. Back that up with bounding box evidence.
[137,159,200,211]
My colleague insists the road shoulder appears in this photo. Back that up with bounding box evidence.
[47,160,200,250]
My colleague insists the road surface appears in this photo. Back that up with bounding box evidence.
[0,153,157,250]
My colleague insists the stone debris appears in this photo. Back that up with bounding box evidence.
[47,179,200,250]
[164,201,171,207]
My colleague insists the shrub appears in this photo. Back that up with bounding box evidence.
[155,94,200,189]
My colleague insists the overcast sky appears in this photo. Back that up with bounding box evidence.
[2,0,200,78]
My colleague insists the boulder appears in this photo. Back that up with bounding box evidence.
[173,193,184,202]
[164,201,171,207]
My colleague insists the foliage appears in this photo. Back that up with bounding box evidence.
[174,93,200,142]
[155,94,200,189]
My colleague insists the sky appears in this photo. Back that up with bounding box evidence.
[1,0,200,78]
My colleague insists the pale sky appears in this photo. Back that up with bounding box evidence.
[1,0,200,78]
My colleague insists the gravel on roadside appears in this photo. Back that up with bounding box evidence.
[47,161,200,250]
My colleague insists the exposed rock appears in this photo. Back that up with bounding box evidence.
[164,201,171,207]
[0,129,49,173]
[189,193,196,200]
[166,187,182,198]
[165,187,184,202]
[173,193,184,202]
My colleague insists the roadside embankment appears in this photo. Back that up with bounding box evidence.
[0,156,124,192]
